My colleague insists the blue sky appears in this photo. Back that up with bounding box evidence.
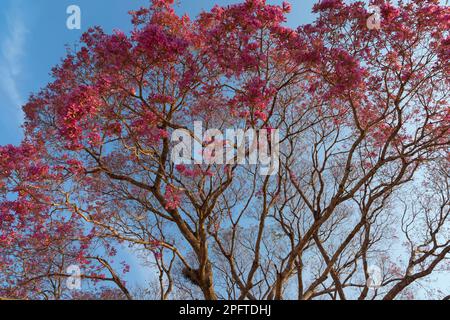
[0,0,316,146]
[1,0,448,298]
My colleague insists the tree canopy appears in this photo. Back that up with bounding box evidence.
[0,0,449,300]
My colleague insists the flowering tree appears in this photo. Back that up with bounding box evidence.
[0,0,449,300]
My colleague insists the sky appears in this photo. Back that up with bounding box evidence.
[0,0,448,298]
[0,0,318,291]
[0,0,317,146]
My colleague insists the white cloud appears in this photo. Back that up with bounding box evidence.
[0,0,28,122]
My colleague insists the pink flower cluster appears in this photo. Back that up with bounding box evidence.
[164,185,181,210]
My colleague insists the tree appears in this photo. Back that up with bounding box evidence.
[0,0,448,300]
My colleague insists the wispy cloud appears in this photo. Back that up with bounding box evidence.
[0,0,28,122]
